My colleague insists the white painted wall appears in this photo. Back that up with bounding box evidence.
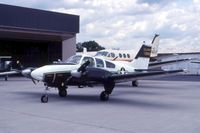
[62,36,76,61]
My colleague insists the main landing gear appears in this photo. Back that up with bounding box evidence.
[58,87,67,97]
[132,80,138,87]
[100,80,115,101]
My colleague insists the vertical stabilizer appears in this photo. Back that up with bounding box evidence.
[132,44,152,69]
[150,34,160,58]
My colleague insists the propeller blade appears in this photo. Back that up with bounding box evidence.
[31,78,36,84]
[77,60,90,72]
[70,60,90,78]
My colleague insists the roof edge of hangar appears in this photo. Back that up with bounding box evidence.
[0,25,75,41]
[0,4,80,34]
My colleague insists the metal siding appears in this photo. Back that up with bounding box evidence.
[0,4,79,33]
[161,54,200,75]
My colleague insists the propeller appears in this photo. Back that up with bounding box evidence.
[77,60,90,72]
[16,61,36,84]
[21,67,37,84]
[70,60,90,78]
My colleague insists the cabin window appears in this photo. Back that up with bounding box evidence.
[123,54,126,58]
[105,61,115,68]
[119,53,122,58]
[127,54,130,58]
[82,57,95,67]
[95,58,104,68]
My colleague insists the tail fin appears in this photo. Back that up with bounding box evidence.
[150,34,159,58]
[132,44,151,69]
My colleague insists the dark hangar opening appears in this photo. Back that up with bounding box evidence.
[0,39,62,67]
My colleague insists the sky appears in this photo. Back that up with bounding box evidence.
[0,0,200,53]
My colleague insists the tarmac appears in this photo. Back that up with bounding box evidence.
[0,76,200,133]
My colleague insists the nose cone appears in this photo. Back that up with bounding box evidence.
[31,68,43,81]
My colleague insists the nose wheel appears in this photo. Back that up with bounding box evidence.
[41,86,49,103]
[41,95,48,103]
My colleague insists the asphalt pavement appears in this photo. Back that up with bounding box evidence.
[0,77,200,133]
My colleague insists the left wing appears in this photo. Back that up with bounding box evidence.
[0,70,20,76]
[109,69,185,83]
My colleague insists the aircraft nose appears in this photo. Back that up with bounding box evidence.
[31,68,43,81]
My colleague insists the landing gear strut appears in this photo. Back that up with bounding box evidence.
[100,80,115,101]
[41,86,49,103]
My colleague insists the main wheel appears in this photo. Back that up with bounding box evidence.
[132,80,138,87]
[100,91,109,101]
[59,89,67,97]
[41,95,48,103]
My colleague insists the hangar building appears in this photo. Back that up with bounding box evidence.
[157,53,200,75]
[0,4,79,67]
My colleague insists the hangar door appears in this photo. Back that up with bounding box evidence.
[0,39,62,67]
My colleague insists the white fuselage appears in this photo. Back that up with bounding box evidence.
[31,54,137,81]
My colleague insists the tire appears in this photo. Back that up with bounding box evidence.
[132,80,138,87]
[100,91,109,101]
[59,89,67,97]
[41,95,48,103]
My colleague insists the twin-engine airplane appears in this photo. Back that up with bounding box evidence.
[0,39,186,103]
[27,44,184,103]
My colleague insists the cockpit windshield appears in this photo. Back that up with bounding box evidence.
[65,55,82,65]
[95,51,109,57]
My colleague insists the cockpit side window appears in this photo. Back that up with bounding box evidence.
[82,57,95,67]
[65,55,82,64]
[127,54,130,58]
[95,58,104,68]
[95,51,108,57]
[105,61,115,68]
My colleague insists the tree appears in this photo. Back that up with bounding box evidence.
[76,41,105,52]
